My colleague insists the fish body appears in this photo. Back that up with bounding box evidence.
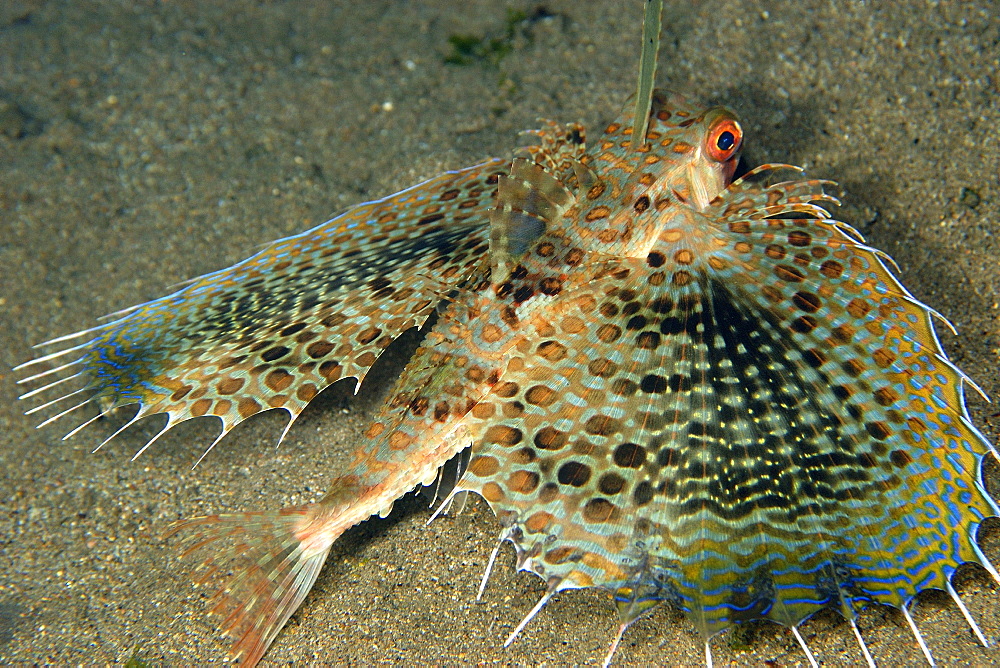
[17,81,999,668]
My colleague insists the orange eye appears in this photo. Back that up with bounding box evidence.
[705,117,742,162]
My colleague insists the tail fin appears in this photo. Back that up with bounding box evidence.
[165,506,332,666]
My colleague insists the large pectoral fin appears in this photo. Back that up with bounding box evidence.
[18,160,506,457]
[458,199,997,645]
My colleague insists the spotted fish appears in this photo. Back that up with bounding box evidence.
[16,13,999,668]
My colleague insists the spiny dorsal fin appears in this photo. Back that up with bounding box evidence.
[631,0,663,149]
[520,120,594,192]
[490,158,574,276]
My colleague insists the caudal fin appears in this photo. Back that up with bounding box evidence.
[165,506,332,666]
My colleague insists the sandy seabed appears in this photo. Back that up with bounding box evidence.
[1,1,999,665]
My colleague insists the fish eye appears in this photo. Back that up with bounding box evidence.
[705,116,742,162]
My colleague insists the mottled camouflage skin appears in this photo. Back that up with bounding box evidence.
[18,90,998,665]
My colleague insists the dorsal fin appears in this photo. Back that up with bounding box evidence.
[489,158,574,276]
[520,120,598,193]
[631,0,663,149]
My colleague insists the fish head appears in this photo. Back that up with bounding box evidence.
[632,92,744,211]
[573,92,745,256]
